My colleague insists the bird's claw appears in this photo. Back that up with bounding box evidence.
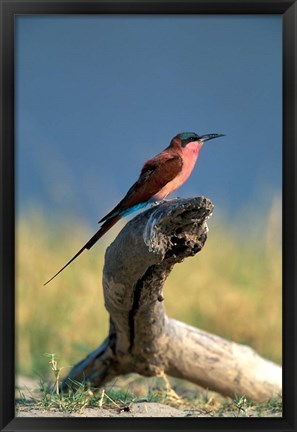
[151,198,170,207]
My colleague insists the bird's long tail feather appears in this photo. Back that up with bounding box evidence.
[43,214,121,286]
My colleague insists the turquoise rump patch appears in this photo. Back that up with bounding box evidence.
[120,202,149,217]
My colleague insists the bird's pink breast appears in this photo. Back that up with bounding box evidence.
[153,141,202,199]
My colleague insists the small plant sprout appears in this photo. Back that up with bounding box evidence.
[44,353,64,396]
[233,395,247,416]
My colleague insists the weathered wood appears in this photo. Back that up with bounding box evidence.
[63,197,282,402]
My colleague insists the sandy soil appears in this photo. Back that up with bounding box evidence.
[16,402,213,417]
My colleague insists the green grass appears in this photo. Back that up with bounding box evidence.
[16,199,282,380]
[16,353,175,414]
[16,354,282,416]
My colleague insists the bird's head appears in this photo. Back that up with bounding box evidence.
[172,132,225,148]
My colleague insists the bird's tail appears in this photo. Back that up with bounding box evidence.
[43,214,121,286]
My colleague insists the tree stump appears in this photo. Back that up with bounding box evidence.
[63,196,282,402]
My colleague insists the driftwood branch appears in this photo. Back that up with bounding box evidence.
[63,197,282,402]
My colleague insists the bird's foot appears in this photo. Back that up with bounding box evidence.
[151,200,165,207]
[152,197,179,206]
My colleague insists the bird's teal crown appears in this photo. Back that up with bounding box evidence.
[178,132,200,147]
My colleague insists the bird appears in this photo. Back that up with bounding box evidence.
[44,131,225,285]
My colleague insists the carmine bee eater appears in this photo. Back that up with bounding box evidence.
[44,131,224,285]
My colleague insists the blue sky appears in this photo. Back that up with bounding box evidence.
[15,15,282,226]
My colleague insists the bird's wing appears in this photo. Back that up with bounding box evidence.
[99,152,183,223]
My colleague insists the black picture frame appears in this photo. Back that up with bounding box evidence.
[0,1,296,431]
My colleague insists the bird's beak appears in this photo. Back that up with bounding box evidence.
[198,133,225,142]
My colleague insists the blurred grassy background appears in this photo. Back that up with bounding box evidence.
[16,198,282,379]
